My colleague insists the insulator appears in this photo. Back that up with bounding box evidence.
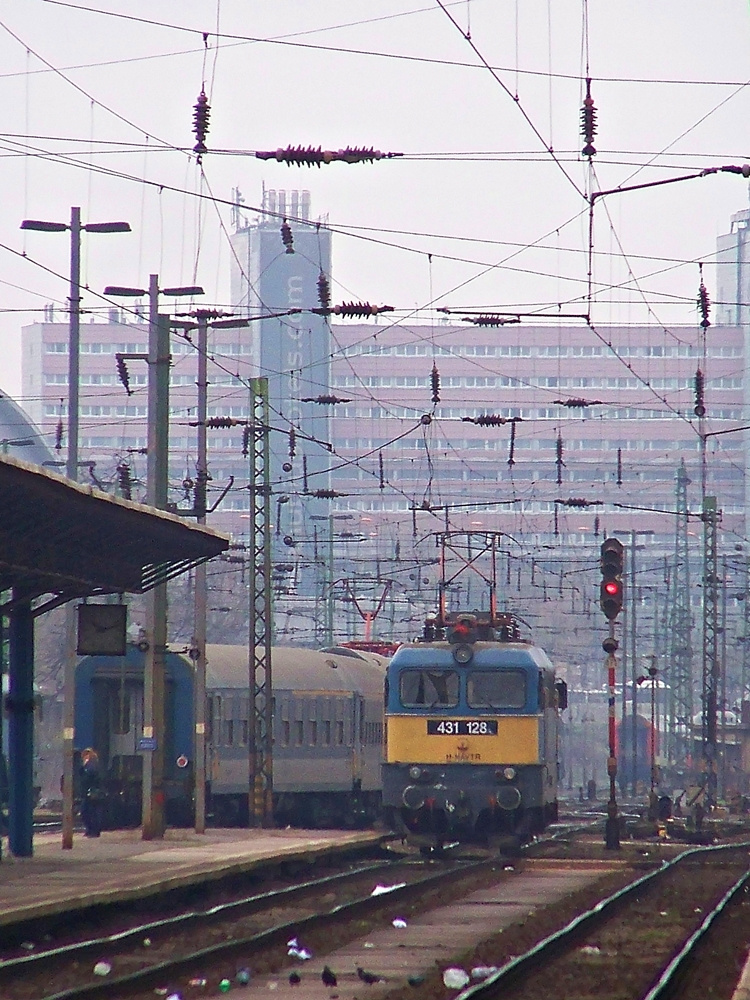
[508,420,516,467]
[310,488,343,499]
[317,271,331,310]
[554,397,603,408]
[116,463,132,501]
[55,418,63,451]
[430,362,440,404]
[257,145,327,167]
[242,426,250,456]
[182,476,194,500]
[192,88,211,163]
[302,454,309,492]
[560,497,590,508]
[312,301,394,318]
[280,219,294,254]
[300,394,352,405]
[594,514,600,537]
[336,146,390,164]
[289,427,296,458]
[694,368,706,416]
[554,506,559,537]
[379,450,385,491]
[205,416,239,428]
[580,77,597,158]
[697,270,711,329]
[115,354,132,395]
[467,314,520,327]
[616,447,623,485]
[254,145,403,166]
[462,414,519,426]
[556,433,564,485]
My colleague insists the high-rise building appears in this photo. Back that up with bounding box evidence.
[230,188,332,575]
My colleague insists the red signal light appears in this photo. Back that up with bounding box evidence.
[453,623,472,640]
[604,581,620,595]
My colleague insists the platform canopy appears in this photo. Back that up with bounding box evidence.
[0,454,230,614]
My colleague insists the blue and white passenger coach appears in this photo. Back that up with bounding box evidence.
[382,612,567,845]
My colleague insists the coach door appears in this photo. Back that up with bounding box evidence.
[352,693,365,790]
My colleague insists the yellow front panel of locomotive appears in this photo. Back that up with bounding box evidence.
[385,715,541,765]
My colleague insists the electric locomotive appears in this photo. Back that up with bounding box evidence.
[383,610,567,846]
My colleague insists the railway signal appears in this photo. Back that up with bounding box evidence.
[600,538,624,620]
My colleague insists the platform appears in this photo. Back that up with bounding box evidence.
[0,827,385,927]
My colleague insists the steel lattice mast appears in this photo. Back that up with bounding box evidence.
[668,460,693,766]
[742,560,750,706]
[701,495,720,805]
[247,377,273,826]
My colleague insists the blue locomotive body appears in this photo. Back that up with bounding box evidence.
[382,618,566,846]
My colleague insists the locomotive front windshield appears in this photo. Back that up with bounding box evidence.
[400,669,459,707]
[467,670,526,709]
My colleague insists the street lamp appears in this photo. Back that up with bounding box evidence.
[21,209,130,853]
[22,210,131,483]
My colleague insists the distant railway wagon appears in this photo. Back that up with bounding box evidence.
[615,714,658,792]
[74,644,387,828]
[383,612,567,846]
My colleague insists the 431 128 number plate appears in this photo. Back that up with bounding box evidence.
[427,719,498,735]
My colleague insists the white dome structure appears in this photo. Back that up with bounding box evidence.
[0,391,53,466]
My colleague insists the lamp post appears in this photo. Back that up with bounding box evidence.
[21,209,130,851]
[170,309,254,835]
[22,210,131,482]
[105,277,203,838]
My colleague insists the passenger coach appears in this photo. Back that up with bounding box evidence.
[74,643,387,828]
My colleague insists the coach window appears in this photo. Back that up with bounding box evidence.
[110,688,130,735]
[213,696,222,744]
[295,720,304,745]
[282,720,290,745]
[467,670,526,709]
[336,720,345,745]
[324,720,332,745]
[206,697,214,743]
[240,697,249,746]
[400,669,459,708]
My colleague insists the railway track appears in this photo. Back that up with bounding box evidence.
[0,853,492,1000]
[451,841,750,1000]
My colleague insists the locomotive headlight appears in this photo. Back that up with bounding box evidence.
[503,767,516,781]
[409,766,422,780]
[452,643,473,665]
